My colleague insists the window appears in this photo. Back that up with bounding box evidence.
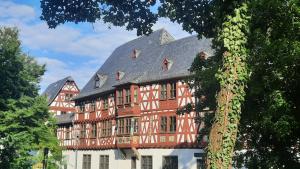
[131,157,136,169]
[125,88,131,104]
[197,159,205,169]
[117,90,123,105]
[160,116,167,133]
[125,118,131,134]
[169,116,176,133]
[118,118,125,134]
[118,118,134,135]
[131,49,140,58]
[90,101,96,111]
[160,116,176,133]
[99,155,109,169]
[160,84,167,100]
[91,123,97,138]
[61,111,67,115]
[101,120,112,137]
[162,156,178,169]
[107,121,112,136]
[170,82,176,99]
[103,97,108,109]
[95,77,100,88]
[65,93,73,101]
[81,124,86,138]
[82,154,91,169]
[65,127,71,140]
[79,103,85,112]
[141,156,152,169]
[133,118,139,133]
[133,88,138,103]
[102,121,106,137]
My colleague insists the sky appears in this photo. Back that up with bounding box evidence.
[0,0,193,92]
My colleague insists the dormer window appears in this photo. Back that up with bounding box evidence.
[162,58,173,71]
[131,49,141,59]
[198,51,207,61]
[95,73,107,88]
[116,71,125,80]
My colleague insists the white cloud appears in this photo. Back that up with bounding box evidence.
[1,1,194,92]
[37,57,97,92]
[0,1,35,21]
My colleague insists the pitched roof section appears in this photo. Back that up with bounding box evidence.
[76,29,213,100]
[55,113,75,125]
[42,76,75,105]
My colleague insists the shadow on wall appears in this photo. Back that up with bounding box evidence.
[112,142,206,169]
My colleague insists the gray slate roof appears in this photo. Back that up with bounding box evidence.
[42,76,75,105]
[55,113,75,125]
[76,29,213,100]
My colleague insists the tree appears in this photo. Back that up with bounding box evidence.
[233,1,300,168]
[39,0,299,168]
[0,27,61,169]
[185,0,300,168]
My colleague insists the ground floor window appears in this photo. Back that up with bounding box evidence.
[197,158,205,169]
[141,156,152,169]
[82,154,91,169]
[99,155,109,169]
[162,156,178,169]
[131,156,136,169]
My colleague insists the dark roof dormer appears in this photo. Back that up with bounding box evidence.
[162,58,173,71]
[95,73,107,88]
[131,49,141,59]
[116,71,125,81]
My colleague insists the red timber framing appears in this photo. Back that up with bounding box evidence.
[47,79,80,147]
[65,80,207,150]
[49,81,80,115]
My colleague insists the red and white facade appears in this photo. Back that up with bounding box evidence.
[43,77,80,147]
[48,80,79,116]
[61,81,207,169]
[58,29,211,169]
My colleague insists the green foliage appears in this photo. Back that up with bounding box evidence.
[0,28,45,109]
[234,1,300,168]
[0,27,61,169]
[40,0,158,36]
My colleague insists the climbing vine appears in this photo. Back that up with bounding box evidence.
[206,3,251,169]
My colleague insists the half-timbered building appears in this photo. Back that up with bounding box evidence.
[42,76,80,147]
[62,29,212,169]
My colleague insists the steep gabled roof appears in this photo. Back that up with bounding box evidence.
[76,29,213,100]
[42,76,74,105]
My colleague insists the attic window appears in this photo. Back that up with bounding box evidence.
[94,73,107,88]
[131,49,141,59]
[162,58,173,71]
[198,51,207,61]
[116,71,125,80]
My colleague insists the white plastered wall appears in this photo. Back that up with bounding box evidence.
[63,148,204,169]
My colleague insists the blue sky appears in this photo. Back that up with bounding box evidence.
[0,0,192,92]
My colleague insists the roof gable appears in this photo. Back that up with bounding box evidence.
[42,76,76,105]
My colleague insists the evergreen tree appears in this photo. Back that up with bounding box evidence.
[0,27,61,169]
